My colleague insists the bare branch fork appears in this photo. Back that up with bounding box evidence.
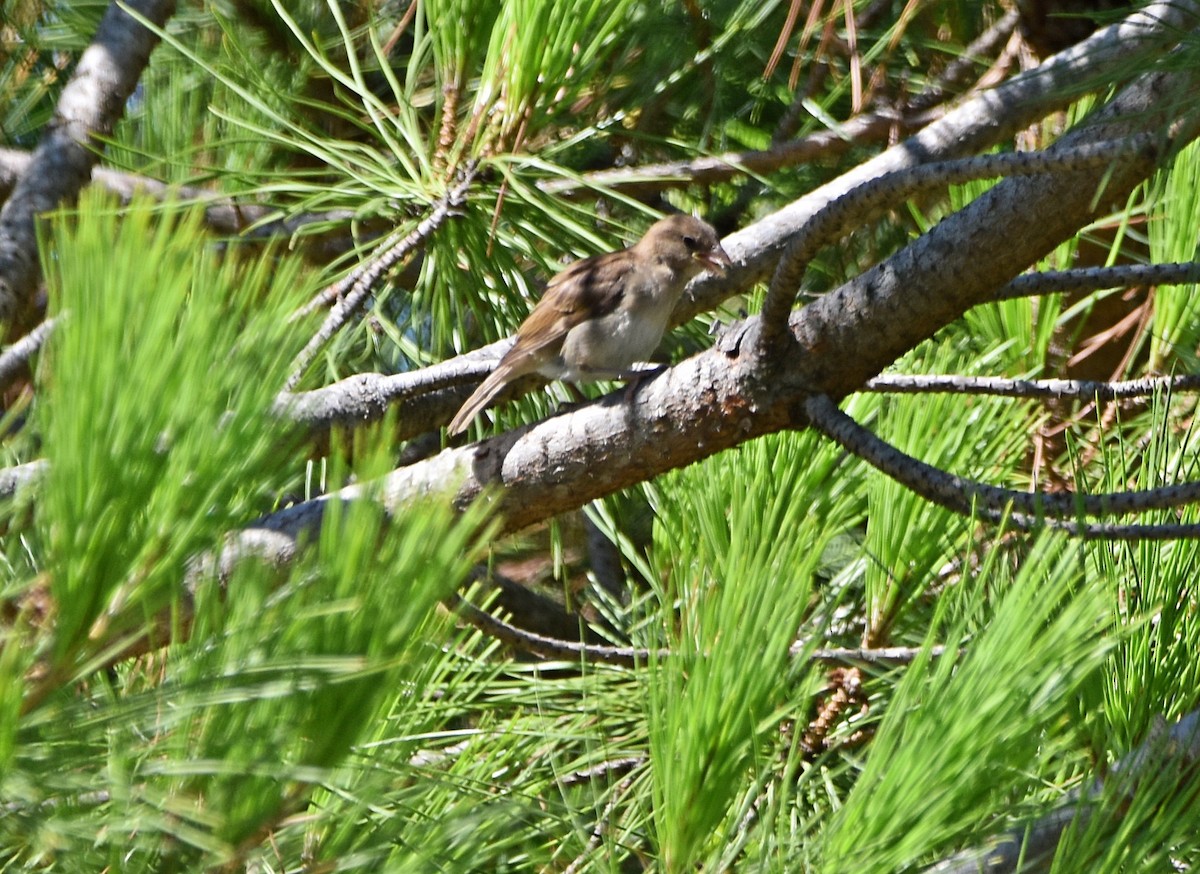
[284,163,477,390]
[756,136,1159,354]
[804,394,1200,540]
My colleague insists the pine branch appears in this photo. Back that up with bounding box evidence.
[863,371,1200,401]
[284,163,476,390]
[0,0,176,330]
[275,0,1200,440]
[805,394,1200,538]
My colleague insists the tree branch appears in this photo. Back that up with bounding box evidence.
[279,0,1199,441]
[804,394,1200,533]
[995,262,1200,300]
[536,108,940,199]
[235,36,1200,559]
[0,0,176,330]
[864,372,1200,401]
[452,593,954,668]
[543,8,1019,200]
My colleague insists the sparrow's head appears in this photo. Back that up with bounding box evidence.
[638,214,732,279]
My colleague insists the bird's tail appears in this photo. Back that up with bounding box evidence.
[447,367,511,435]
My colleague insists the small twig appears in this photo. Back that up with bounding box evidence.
[0,317,55,392]
[994,261,1200,300]
[453,592,960,668]
[561,767,641,874]
[863,372,1200,401]
[380,0,419,57]
[804,394,1200,538]
[284,164,476,390]
[797,642,958,664]
[1,789,111,816]
[449,594,656,667]
[537,108,939,198]
[1040,520,1200,540]
[757,135,1160,354]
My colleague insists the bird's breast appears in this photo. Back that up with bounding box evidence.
[556,285,678,377]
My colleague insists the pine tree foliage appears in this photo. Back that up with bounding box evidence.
[1,0,1200,871]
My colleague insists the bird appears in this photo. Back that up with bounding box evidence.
[448,214,731,435]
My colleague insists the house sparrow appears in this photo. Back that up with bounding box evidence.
[448,214,731,435]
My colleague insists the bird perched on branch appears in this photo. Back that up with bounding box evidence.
[448,214,731,435]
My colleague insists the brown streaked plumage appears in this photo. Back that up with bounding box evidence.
[448,215,731,435]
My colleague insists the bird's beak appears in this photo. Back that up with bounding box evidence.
[695,245,733,275]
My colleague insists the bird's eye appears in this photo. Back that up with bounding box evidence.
[682,235,699,251]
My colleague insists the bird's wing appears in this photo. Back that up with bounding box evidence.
[506,250,635,360]
[448,251,634,434]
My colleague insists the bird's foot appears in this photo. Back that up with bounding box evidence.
[620,362,667,401]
